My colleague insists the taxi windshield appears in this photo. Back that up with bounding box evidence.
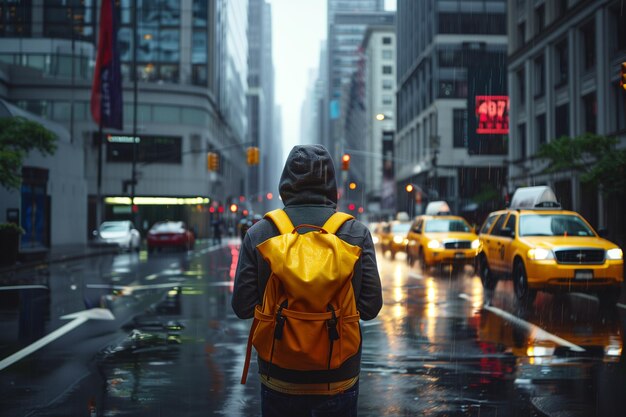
[424,219,470,233]
[519,214,595,237]
[392,223,411,234]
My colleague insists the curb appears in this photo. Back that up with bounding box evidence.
[0,247,119,278]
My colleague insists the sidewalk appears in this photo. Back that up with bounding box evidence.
[0,243,118,278]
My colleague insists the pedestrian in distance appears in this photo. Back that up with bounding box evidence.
[232,144,383,417]
[211,218,222,245]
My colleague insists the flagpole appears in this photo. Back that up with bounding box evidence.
[131,0,138,220]
[97,121,103,227]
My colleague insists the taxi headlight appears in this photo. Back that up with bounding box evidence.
[471,239,480,249]
[605,345,622,357]
[606,248,623,260]
[527,247,554,260]
[427,240,441,249]
[393,236,404,244]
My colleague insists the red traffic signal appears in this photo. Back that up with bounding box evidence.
[341,154,350,171]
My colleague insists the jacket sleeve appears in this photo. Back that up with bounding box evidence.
[231,232,261,319]
[356,231,383,321]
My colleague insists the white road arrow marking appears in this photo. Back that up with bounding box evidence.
[0,308,115,371]
[458,293,584,352]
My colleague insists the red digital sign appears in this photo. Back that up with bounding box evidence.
[475,95,509,134]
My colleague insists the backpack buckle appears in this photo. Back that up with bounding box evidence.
[326,304,340,341]
[274,300,288,340]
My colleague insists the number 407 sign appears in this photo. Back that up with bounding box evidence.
[475,95,509,135]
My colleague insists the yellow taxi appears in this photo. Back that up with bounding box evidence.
[406,211,480,269]
[379,220,411,259]
[476,186,624,305]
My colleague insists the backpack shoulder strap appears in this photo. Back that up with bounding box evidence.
[322,211,354,234]
[264,209,295,235]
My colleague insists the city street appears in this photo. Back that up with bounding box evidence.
[0,241,624,416]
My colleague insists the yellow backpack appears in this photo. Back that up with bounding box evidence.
[241,209,362,384]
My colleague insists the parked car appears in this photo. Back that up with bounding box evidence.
[476,186,623,306]
[147,221,195,253]
[92,220,141,252]
[406,213,479,270]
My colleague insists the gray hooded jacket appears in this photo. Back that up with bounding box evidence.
[231,144,383,383]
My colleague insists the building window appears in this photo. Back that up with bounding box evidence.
[534,54,545,97]
[117,0,181,83]
[517,68,526,106]
[556,0,568,18]
[382,65,392,74]
[536,114,546,146]
[44,1,96,42]
[438,13,506,35]
[382,95,393,105]
[580,21,595,72]
[518,124,526,159]
[382,50,393,60]
[453,109,467,148]
[610,2,626,55]
[517,21,526,48]
[582,93,597,134]
[554,39,568,87]
[382,79,393,90]
[555,103,569,139]
[106,135,182,164]
[382,36,392,45]
[534,4,545,34]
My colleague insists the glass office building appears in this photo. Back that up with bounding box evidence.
[0,0,252,241]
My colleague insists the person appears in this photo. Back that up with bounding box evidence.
[211,218,222,245]
[231,144,383,417]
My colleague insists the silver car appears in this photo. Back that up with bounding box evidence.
[93,221,141,252]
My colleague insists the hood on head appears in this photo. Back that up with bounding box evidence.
[279,144,337,207]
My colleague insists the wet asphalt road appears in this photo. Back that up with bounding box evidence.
[0,240,625,417]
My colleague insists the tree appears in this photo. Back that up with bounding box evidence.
[536,133,626,196]
[0,116,57,190]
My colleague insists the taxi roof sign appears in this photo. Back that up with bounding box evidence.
[509,186,561,209]
[425,201,451,215]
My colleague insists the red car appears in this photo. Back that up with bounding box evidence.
[147,221,195,253]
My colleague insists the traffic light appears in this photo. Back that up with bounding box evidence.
[207,152,219,171]
[247,146,260,165]
[621,62,626,91]
[341,154,350,171]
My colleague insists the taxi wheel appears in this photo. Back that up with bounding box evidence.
[478,255,496,290]
[513,260,536,304]
[419,250,428,272]
[406,251,414,266]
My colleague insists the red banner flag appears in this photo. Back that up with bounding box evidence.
[91,0,123,129]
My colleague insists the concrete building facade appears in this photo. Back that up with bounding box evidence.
[396,0,508,222]
[507,0,626,247]
[0,0,252,245]
[361,26,396,221]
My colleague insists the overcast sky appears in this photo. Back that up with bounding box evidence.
[269,0,327,161]
[269,0,396,162]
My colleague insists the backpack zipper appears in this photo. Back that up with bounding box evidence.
[267,300,288,382]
